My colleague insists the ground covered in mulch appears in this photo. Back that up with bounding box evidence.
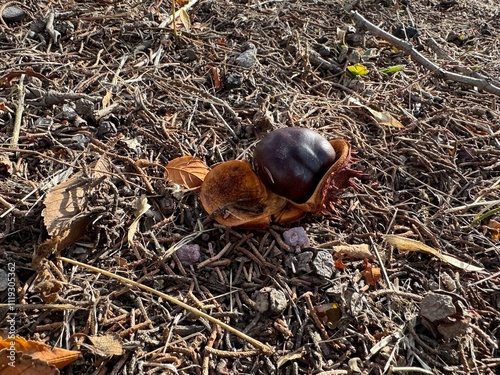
[1,0,499,374]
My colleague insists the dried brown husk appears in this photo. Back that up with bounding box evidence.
[289,139,361,214]
[199,160,287,228]
[200,140,359,228]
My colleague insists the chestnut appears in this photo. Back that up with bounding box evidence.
[253,128,337,203]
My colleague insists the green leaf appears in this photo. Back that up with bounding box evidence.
[347,64,369,76]
[379,65,405,74]
[362,48,379,60]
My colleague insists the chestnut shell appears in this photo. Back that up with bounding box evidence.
[253,128,336,203]
[199,138,359,229]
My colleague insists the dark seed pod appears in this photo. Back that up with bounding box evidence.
[253,128,336,203]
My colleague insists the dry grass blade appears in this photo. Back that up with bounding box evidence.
[59,257,274,355]
[383,234,486,273]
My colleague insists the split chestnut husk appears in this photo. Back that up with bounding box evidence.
[199,131,361,229]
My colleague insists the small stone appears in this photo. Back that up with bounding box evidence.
[2,6,27,24]
[176,244,200,266]
[0,269,8,291]
[254,287,288,314]
[224,72,244,89]
[311,251,334,279]
[182,49,197,62]
[392,26,419,39]
[296,251,314,274]
[75,98,95,120]
[419,293,456,322]
[59,103,78,121]
[283,227,310,250]
[235,43,257,68]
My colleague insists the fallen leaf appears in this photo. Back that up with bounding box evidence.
[87,334,123,356]
[332,244,374,260]
[208,65,223,89]
[348,97,404,128]
[335,257,347,269]
[0,336,80,369]
[38,157,112,264]
[368,108,404,128]
[347,63,369,76]
[102,90,112,108]
[379,65,405,74]
[34,217,91,269]
[42,174,86,237]
[127,195,151,246]
[165,156,210,190]
[315,302,342,329]
[479,219,500,241]
[362,258,381,285]
[42,157,111,236]
[383,234,486,273]
[0,349,58,375]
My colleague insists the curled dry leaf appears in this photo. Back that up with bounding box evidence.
[165,156,210,190]
[87,334,123,356]
[362,258,381,285]
[37,157,112,266]
[331,244,374,260]
[348,97,404,128]
[0,350,58,375]
[200,160,287,228]
[199,138,360,228]
[127,195,151,247]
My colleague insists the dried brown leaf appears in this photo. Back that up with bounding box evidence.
[0,336,80,369]
[332,244,374,260]
[42,175,85,237]
[348,97,404,128]
[42,157,111,237]
[179,8,191,31]
[87,334,123,356]
[102,90,112,108]
[383,234,486,273]
[0,153,12,176]
[0,349,58,375]
[165,156,210,190]
[127,195,151,247]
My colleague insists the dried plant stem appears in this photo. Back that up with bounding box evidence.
[10,74,25,148]
[350,11,500,96]
[59,256,274,355]
[388,367,434,374]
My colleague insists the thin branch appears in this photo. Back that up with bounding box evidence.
[59,256,275,355]
[350,11,500,97]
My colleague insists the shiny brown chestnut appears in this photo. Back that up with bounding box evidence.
[253,128,336,203]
